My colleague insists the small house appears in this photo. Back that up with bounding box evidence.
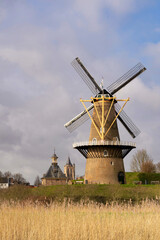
[0,178,9,189]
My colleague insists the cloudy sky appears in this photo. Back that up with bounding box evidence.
[0,0,160,183]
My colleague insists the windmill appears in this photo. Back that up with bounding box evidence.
[64,57,146,184]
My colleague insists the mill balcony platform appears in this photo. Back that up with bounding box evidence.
[73,140,136,159]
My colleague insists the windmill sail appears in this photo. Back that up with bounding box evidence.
[115,103,140,138]
[71,57,102,95]
[107,63,146,95]
[64,104,94,132]
[65,102,140,138]
[66,57,144,138]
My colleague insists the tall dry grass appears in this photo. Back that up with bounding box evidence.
[0,200,160,240]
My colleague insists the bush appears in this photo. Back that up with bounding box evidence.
[138,173,160,184]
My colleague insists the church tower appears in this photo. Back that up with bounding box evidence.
[64,157,75,180]
[51,150,58,164]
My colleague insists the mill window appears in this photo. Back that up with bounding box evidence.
[92,138,97,144]
[104,150,108,157]
[113,137,119,142]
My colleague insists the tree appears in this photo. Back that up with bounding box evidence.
[130,149,155,173]
[13,173,26,184]
[155,162,160,173]
[34,176,41,186]
[3,171,12,178]
[0,171,3,177]
[141,160,156,173]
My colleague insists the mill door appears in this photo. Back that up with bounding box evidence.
[118,172,125,184]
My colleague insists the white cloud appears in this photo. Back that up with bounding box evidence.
[144,42,160,65]
[117,78,160,111]
[0,7,6,23]
[73,0,102,32]
[104,0,136,14]
[0,48,50,83]
[73,0,142,31]
[116,76,160,169]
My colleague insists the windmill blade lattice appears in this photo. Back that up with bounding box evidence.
[71,57,102,95]
[115,103,140,138]
[66,57,145,138]
[107,63,146,95]
[64,104,94,132]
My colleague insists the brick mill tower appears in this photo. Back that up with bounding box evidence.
[65,58,146,184]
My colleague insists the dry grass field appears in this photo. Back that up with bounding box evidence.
[0,200,160,240]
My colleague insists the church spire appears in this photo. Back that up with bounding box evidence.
[51,148,58,164]
[66,156,72,166]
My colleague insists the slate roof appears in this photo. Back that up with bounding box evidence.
[66,157,72,166]
[0,177,8,183]
[44,163,66,179]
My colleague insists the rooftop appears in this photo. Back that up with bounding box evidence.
[43,163,66,179]
[0,177,8,183]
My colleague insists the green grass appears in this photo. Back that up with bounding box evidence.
[1,183,160,204]
[125,172,139,184]
[126,172,160,184]
[1,172,160,204]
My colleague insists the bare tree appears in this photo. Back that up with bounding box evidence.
[13,173,26,184]
[155,162,160,173]
[3,171,12,178]
[141,160,156,173]
[34,176,41,186]
[0,171,3,177]
[130,149,155,172]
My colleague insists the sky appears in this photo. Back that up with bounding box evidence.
[0,0,160,184]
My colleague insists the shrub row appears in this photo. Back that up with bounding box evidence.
[126,172,160,184]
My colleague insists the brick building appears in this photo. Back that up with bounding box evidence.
[64,157,75,180]
[41,151,67,186]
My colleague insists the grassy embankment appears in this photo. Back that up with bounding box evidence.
[1,183,160,204]
[1,172,160,204]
